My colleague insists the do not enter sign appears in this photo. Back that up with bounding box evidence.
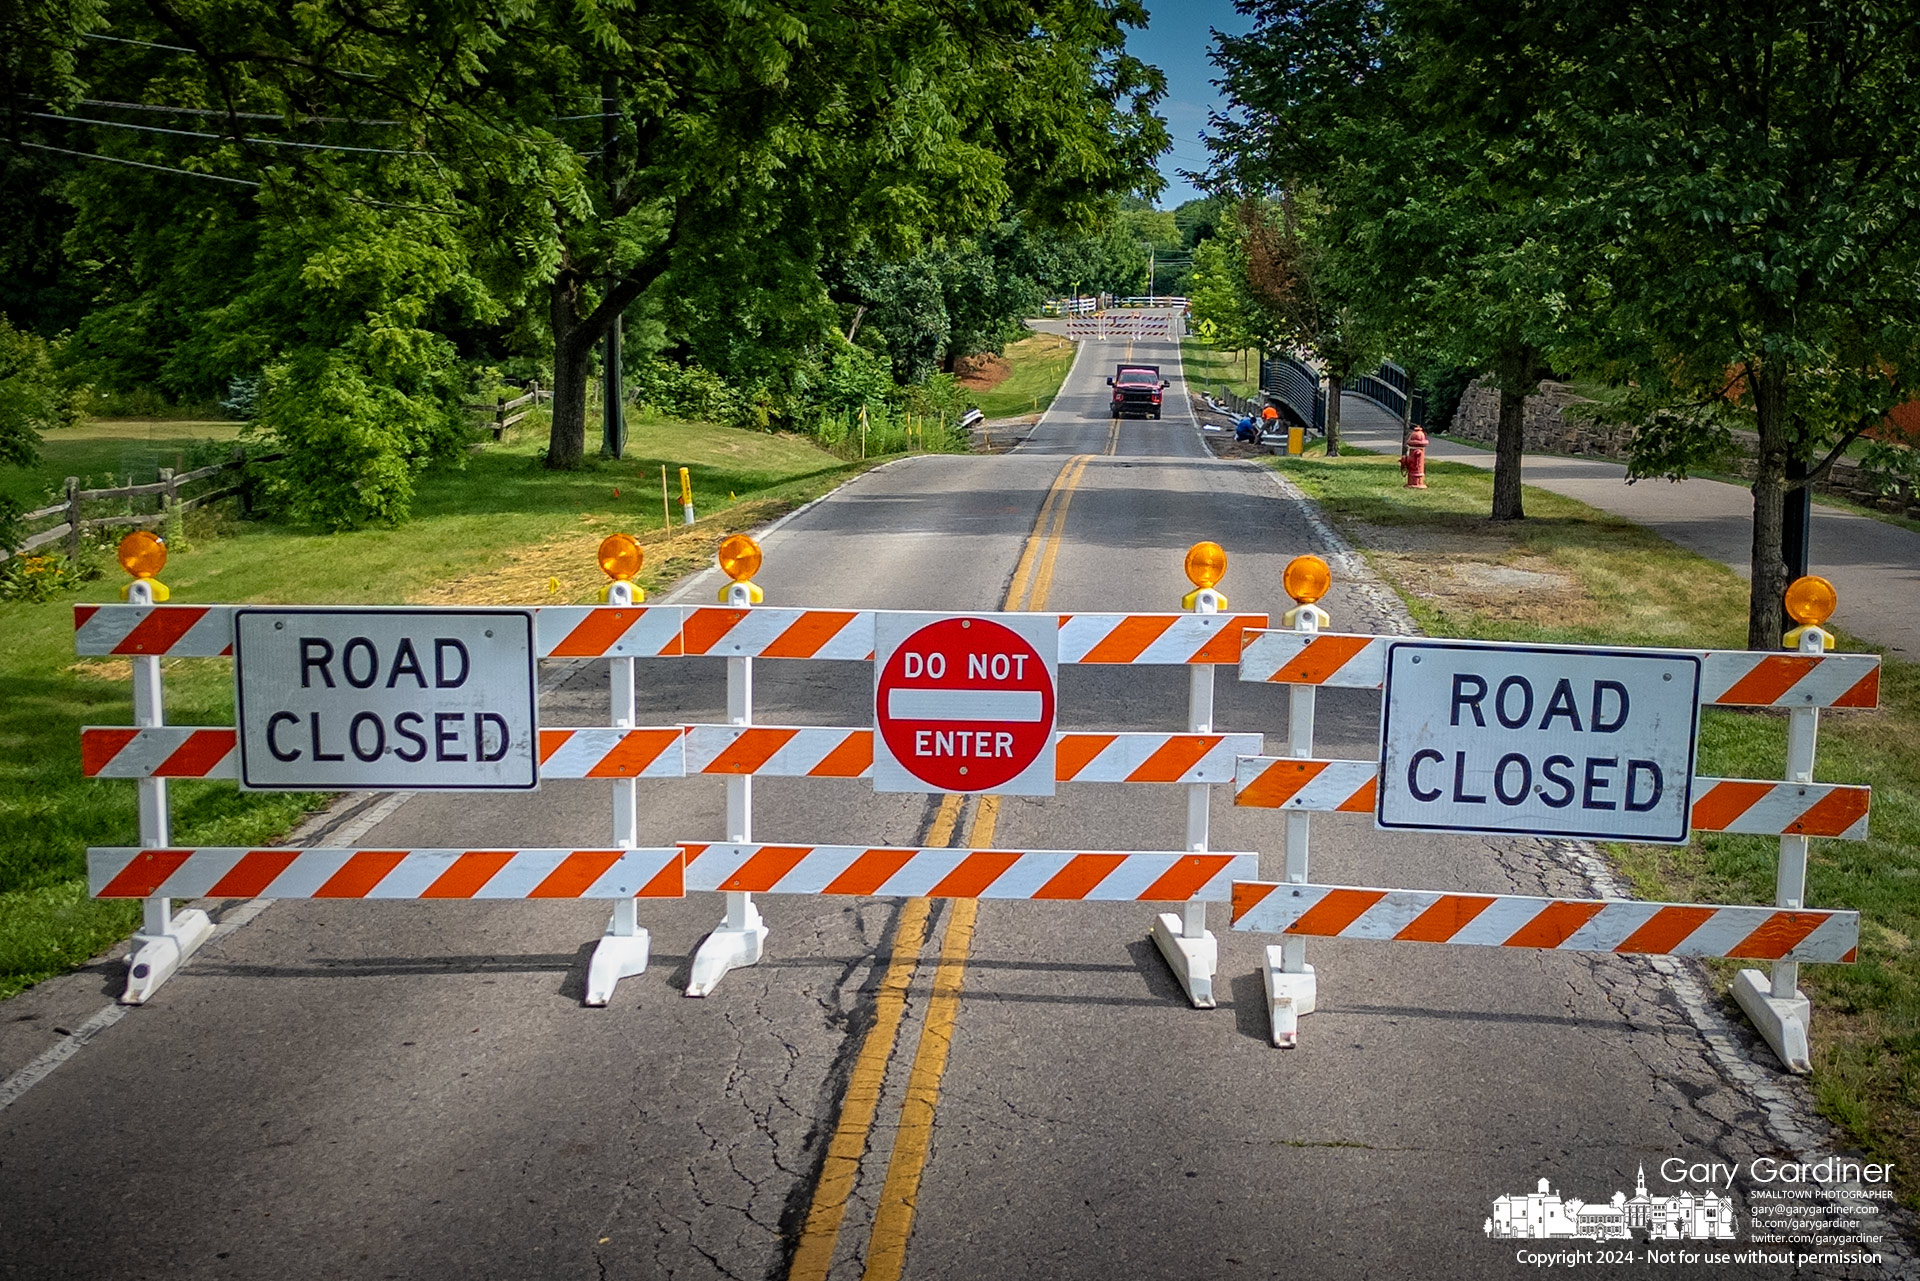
[874,614,1058,795]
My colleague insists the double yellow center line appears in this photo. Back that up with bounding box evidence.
[787,454,1096,1281]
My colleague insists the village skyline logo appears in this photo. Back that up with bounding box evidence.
[1487,1166,1737,1242]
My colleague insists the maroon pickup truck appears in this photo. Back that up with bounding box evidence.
[1107,364,1170,419]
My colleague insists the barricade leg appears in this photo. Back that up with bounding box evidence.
[1151,582,1220,1008]
[585,629,651,1005]
[1263,607,1325,1046]
[1732,627,1824,1072]
[688,643,768,996]
[121,584,212,1004]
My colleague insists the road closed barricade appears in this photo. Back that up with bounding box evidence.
[75,531,1267,1008]
[74,533,1878,1077]
[1227,560,1876,1068]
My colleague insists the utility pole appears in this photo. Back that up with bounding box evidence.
[1784,456,1812,581]
[600,74,626,460]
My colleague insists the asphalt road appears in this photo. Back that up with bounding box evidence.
[2,320,1906,1280]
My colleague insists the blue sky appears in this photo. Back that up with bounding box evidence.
[1131,0,1255,208]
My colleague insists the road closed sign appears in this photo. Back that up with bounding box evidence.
[873,613,1057,795]
[1377,641,1702,843]
[234,608,539,791]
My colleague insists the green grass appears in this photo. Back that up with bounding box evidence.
[1180,339,1262,400]
[3,419,249,509]
[969,332,1078,419]
[1286,452,1920,1210]
[0,418,875,999]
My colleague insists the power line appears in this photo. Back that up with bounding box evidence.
[70,96,402,126]
[30,111,427,155]
[19,140,460,214]
[16,140,259,186]
[84,33,195,54]
[33,96,617,132]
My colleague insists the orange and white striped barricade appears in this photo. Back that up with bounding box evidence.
[681,592,1267,999]
[79,726,691,782]
[1239,630,1881,710]
[1229,882,1858,965]
[1233,758,1872,840]
[1231,575,1880,1067]
[79,725,1261,788]
[75,534,1277,1006]
[90,846,684,902]
[1728,622,1861,1072]
[585,579,659,1003]
[679,547,778,998]
[680,728,1260,785]
[99,579,215,1002]
[680,843,1251,903]
[72,536,691,1003]
[1144,547,1236,1007]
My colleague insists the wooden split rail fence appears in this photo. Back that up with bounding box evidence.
[3,449,284,566]
[470,381,548,442]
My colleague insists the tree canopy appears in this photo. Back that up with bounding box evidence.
[1206,0,1920,641]
[5,0,1168,525]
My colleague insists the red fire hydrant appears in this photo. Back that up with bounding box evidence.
[1401,425,1429,489]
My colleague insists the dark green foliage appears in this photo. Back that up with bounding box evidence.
[252,347,468,530]
[0,313,84,548]
[14,0,1169,519]
[1417,365,1477,434]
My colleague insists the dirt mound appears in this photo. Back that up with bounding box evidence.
[955,353,1011,392]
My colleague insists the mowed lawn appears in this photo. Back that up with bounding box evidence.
[1281,451,1920,1211]
[1,419,249,509]
[968,331,1078,419]
[0,418,875,998]
[1180,339,1263,400]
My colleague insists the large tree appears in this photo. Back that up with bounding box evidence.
[20,1,1167,522]
[509,1,1166,467]
[1210,0,1579,515]
[1521,0,1920,646]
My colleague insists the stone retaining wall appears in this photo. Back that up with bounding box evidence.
[1451,379,1635,457]
[1450,378,1919,519]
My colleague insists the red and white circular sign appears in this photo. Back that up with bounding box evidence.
[875,616,1056,792]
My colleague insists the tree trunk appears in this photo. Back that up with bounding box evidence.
[1492,383,1527,520]
[1746,362,1791,650]
[544,237,672,470]
[547,324,595,470]
[1324,373,1342,457]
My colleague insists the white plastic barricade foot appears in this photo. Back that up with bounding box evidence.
[686,893,767,998]
[1263,950,1317,1049]
[585,898,651,1007]
[122,907,215,1005]
[1731,968,1813,1073]
[1149,913,1217,1009]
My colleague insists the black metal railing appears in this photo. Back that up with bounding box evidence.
[1259,356,1430,431]
[1260,354,1326,431]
